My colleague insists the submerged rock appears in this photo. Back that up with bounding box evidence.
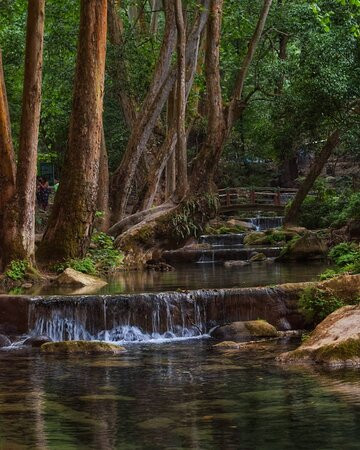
[278,305,360,367]
[224,260,249,268]
[40,340,126,354]
[213,341,240,349]
[211,320,279,341]
[0,334,11,348]
[53,268,108,288]
[23,335,52,348]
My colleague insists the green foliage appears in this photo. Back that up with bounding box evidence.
[299,286,345,323]
[54,233,124,275]
[170,194,218,240]
[89,232,124,272]
[55,257,97,275]
[295,179,360,229]
[5,260,29,281]
[318,242,360,280]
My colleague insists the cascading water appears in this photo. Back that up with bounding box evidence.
[24,286,301,344]
[249,216,284,231]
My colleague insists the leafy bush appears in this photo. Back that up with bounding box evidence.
[5,260,29,281]
[55,257,97,275]
[318,242,360,280]
[54,233,124,275]
[294,178,360,229]
[89,232,124,272]
[299,287,345,324]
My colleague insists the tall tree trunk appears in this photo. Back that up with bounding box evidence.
[150,0,162,34]
[139,21,207,211]
[190,0,273,190]
[38,0,107,262]
[0,0,45,268]
[0,49,16,271]
[110,1,177,222]
[165,87,176,200]
[110,0,209,221]
[174,0,188,201]
[96,127,110,231]
[190,0,226,192]
[14,0,45,262]
[108,0,137,128]
[284,129,340,226]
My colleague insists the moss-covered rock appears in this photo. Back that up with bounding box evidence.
[40,340,126,354]
[243,232,266,245]
[249,252,267,262]
[211,320,279,341]
[278,305,360,367]
[278,231,328,261]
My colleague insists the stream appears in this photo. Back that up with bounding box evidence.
[0,229,359,448]
[0,340,360,449]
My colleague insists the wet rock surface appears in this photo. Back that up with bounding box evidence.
[53,268,108,288]
[279,231,327,261]
[41,341,126,354]
[211,320,279,341]
[23,335,52,348]
[278,305,360,367]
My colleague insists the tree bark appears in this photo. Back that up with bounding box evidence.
[110,1,177,222]
[110,0,209,221]
[108,0,137,128]
[190,0,272,190]
[139,18,207,211]
[284,129,340,226]
[96,127,110,231]
[0,48,16,270]
[190,0,226,192]
[174,0,188,201]
[165,88,176,199]
[38,0,107,262]
[13,0,45,262]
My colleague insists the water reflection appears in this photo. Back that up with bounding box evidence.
[30,261,328,296]
[0,340,359,449]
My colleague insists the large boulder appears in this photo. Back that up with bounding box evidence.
[53,268,107,288]
[278,232,327,261]
[40,340,126,354]
[211,320,279,341]
[278,305,360,368]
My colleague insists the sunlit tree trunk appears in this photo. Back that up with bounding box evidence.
[38,0,107,262]
[0,0,45,268]
[0,49,16,271]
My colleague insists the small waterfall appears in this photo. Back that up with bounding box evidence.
[199,233,245,247]
[249,216,284,231]
[23,285,306,344]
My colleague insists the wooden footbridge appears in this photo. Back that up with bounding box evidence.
[218,187,298,213]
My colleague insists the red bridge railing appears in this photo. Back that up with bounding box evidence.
[218,187,298,211]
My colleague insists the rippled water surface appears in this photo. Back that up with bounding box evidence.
[0,339,360,449]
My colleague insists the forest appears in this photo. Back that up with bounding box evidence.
[0,0,359,277]
[1,1,360,448]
